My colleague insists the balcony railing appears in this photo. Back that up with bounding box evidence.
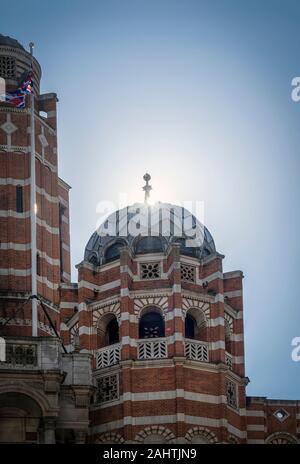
[96,343,121,369]
[137,338,168,360]
[185,339,209,362]
[225,352,233,370]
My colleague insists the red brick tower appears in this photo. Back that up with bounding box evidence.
[0,34,71,337]
[66,193,248,444]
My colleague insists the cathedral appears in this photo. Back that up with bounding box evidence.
[0,34,299,444]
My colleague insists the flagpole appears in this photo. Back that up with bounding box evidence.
[29,42,37,337]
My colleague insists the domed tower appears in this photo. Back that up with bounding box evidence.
[0,35,71,336]
[65,176,247,444]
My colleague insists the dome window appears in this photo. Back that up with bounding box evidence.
[135,236,164,254]
[104,241,126,263]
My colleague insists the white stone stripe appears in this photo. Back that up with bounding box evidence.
[78,279,120,292]
[60,302,77,309]
[210,317,224,327]
[0,178,59,204]
[36,217,59,234]
[203,271,223,283]
[296,413,300,420]
[210,341,225,350]
[0,209,31,218]
[0,177,30,186]
[62,271,71,280]
[62,243,70,252]
[37,275,59,290]
[165,308,183,321]
[120,312,137,323]
[120,265,134,278]
[79,326,90,336]
[0,268,31,276]
[247,424,264,431]
[0,242,31,251]
[36,185,58,204]
[121,288,129,297]
[172,284,181,293]
[227,423,247,439]
[61,214,69,224]
[38,251,60,266]
[0,211,60,235]
[246,410,265,417]
[0,243,61,266]
[232,356,244,364]
[214,293,224,303]
[58,196,68,208]
[231,333,244,342]
[224,290,242,298]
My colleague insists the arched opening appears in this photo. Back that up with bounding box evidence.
[185,313,196,339]
[0,392,42,443]
[135,236,164,254]
[139,308,165,339]
[184,308,207,341]
[97,314,119,347]
[104,241,126,263]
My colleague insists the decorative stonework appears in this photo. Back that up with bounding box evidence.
[226,379,238,409]
[0,55,16,78]
[38,133,48,148]
[265,432,298,444]
[134,295,168,316]
[134,426,176,443]
[224,312,234,334]
[140,262,160,279]
[227,434,239,444]
[96,373,119,404]
[1,120,17,135]
[182,297,210,319]
[92,301,121,327]
[180,263,196,283]
[95,432,125,444]
[273,408,289,422]
[185,427,218,444]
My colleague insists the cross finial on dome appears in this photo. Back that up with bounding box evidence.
[142,173,152,204]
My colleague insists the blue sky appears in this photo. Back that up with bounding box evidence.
[1,0,300,399]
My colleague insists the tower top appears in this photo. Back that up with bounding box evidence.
[142,173,152,204]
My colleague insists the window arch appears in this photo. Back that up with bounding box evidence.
[97,314,119,347]
[139,308,165,339]
[104,241,126,263]
[135,236,164,254]
[184,308,207,341]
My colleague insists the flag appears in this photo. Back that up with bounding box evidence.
[4,71,33,108]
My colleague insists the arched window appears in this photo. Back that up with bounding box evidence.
[104,241,126,263]
[97,314,119,347]
[185,313,196,339]
[135,237,164,254]
[184,308,207,341]
[106,318,119,345]
[139,309,165,339]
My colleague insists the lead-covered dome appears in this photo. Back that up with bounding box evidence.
[84,202,216,266]
[0,34,25,50]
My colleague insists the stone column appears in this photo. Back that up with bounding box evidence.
[43,418,56,444]
[75,430,87,444]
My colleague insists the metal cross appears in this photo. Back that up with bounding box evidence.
[142,173,152,204]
